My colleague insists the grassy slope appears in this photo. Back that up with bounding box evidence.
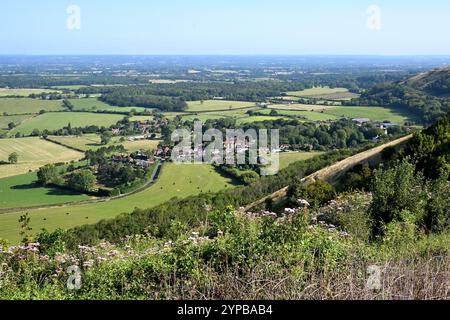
[0,137,83,178]
[9,112,124,136]
[0,99,64,115]
[0,164,236,243]
[0,172,90,209]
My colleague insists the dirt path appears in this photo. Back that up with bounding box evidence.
[244,135,412,211]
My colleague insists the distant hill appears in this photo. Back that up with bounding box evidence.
[353,67,450,125]
[402,66,450,96]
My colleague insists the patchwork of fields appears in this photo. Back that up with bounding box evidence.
[0,164,236,243]
[0,137,83,178]
[0,93,420,244]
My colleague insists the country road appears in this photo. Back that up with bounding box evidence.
[244,134,413,211]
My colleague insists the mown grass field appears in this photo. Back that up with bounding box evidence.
[0,164,237,243]
[0,137,83,178]
[68,98,150,113]
[0,172,90,209]
[186,100,255,112]
[9,112,124,136]
[0,88,62,97]
[322,106,418,123]
[0,98,64,115]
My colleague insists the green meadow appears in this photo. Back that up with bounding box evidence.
[322,106,418,123]
[0,88,62,97]
[0,115,34,130]
[0,98,64,115]
[0,172,90,210]
[68,98,150,113]
[9,112,124,136]
[186,100,255,112]
[0,164,237,243]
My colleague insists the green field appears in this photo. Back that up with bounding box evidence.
[68,98,150,113]
[0,172,90,210]
[287,87,356,99]
[270,103,336,111]
[186,100,255,112]
[0,137,83,178]
[322,106,418,123]
[9,112,124,136]
[48,134,161,152]
[0,114,34,130]
[260,109,339,121]
[279,151,325,169]
[0,164,237,243]
[0,88,62,97]
[0,98,64,115]
[263,151,325,175]
[236,116,288,124]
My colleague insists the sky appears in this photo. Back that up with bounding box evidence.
[1,0,449,55]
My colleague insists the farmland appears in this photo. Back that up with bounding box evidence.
[0,88,62,97]
[0,115,33,130]
[322,106,418,123]
[285,86,358,100]
[9,112,124,136]
[0,164,237,243]
[68,98,150,113]
[278,151,325,169]
[0,137,83,178]
[270,103,336,111]
[259,108,339,121]
[47,134,161,152]
[186,100,255,112]
[0,98,64,115]
[0,172,90,210]
[236,115,288,124]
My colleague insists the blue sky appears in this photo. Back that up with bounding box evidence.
[1,0,449,55]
